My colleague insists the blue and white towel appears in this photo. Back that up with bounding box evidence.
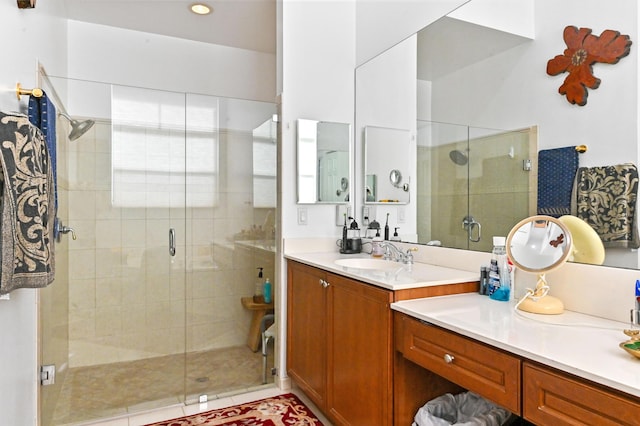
[537,146,579,217]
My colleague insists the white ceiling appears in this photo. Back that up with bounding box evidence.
[62,0,277,54]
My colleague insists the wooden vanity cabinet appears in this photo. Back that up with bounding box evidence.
[394,312,640,426]
[523,362,640,426]
[394,312,521,418]
[287,261,394,425]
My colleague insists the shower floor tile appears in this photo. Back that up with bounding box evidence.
[50,345,269,426]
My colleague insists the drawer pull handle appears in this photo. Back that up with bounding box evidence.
[444,354,455,364]
[323,280,330,288]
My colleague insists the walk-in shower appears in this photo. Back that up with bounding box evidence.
[38,74,278,425]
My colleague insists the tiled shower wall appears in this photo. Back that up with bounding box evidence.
[65,120,274,368]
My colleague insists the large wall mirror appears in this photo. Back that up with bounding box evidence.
[355,0,640,270]
[364,126,411,204]
[297,119,351,204]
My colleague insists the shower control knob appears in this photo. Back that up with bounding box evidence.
[55,219,77,242]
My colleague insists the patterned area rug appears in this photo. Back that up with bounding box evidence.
[145,393,324,426]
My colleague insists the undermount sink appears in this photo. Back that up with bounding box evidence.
[334,258,403,271]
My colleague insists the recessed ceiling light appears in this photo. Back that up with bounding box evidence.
[190,3,212,15]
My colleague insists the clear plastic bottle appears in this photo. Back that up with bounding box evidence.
[253,267,264,303]
[490,236,511,301]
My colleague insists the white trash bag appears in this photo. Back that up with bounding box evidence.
[413,392,511,426]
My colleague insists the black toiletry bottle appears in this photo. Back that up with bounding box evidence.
[384,213,390,240]
[341,214,348,253]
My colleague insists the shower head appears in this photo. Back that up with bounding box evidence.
[58,112,95,141]
[449,149,468,166]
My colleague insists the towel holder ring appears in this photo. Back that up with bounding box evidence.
[16,82,43,100]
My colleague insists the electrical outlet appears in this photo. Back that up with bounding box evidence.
[298,207,308,225]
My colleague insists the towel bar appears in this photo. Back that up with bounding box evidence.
[16,82,43,100]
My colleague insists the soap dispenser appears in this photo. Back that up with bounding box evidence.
[371,229,384,258]
[391,227,401,242]
[253,267,264,303]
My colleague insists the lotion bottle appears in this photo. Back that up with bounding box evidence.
[263,278,272,304]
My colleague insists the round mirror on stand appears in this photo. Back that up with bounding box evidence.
[506,215,573,315]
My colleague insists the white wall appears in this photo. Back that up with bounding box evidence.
[0,4,68,426]
[280,0,356,240]
[355,0,470,66]
[64,20,277,103]
[449,0,535,39]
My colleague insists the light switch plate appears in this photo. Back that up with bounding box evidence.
[298,207,308,225]
[397,207,406,223]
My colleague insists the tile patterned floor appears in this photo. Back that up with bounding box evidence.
[49,346,274,426]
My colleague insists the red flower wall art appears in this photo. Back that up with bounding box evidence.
[547,26,632,106]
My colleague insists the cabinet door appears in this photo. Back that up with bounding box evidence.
[326,273,393,425]
[287,262,327,408]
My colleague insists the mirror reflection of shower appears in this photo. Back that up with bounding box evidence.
[449,149,468,166]
[58,111,95,141]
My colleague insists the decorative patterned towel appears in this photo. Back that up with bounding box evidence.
[573,164,640,249]
[537,146,579,217]
[0,112,55,294]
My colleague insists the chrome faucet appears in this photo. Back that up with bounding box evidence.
[378,242,417,264]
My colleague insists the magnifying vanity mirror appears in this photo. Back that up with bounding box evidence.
[297,119,351,204]
[507,215,573,315]
[364,126,411,204]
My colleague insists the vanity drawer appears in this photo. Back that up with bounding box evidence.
[523,363,640,426]
[398,315,521,414]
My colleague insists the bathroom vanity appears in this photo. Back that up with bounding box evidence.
[285,252,479,425]
[285,250,640,426]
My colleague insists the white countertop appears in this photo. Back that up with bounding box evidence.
[285,251,479,291]
[392,293,640,399]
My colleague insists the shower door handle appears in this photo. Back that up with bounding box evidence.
[169,228,176,256]
[462,215,481,243]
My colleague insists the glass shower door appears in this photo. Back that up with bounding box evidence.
[39,79,189,425]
